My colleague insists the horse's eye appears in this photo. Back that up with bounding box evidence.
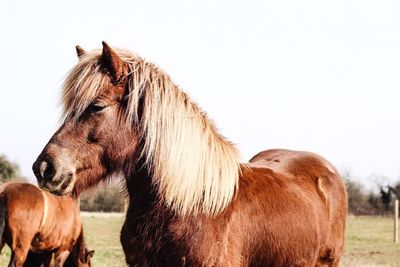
[88,103,106,113]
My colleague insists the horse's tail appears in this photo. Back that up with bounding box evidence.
[0,195,6,241]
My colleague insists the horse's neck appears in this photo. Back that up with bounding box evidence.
[125,162,172,218]
[124,165,178,256]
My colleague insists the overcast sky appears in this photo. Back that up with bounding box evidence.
[0,0,399,189]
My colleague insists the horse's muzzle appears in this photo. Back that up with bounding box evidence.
[33,156,76,195]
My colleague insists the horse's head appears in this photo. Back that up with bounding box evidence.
[33,42,240,215]
[33,42,137,196]
[79,249,95,267]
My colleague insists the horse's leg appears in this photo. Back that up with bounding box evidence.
[7,253,15,267]
[8,245,30,267]
[42,252,53,267]
[53,251,70,267]
[329,255,341,267]
[24,251,47,267]
[7,234,33,267]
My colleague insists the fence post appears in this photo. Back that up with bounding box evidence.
[395,200,399,243]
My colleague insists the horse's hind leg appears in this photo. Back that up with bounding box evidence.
[316,247,343,267]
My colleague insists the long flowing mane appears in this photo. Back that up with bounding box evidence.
[61,48,241,215]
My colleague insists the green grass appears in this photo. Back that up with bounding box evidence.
[341,216,400,267]
[1,215,400,266]
[81,212,125,267]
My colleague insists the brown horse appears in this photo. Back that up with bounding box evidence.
[33,42,347,266]
[0,182,94,267]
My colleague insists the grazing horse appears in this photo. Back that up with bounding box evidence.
[0,182,94,267]
[33,42,347,266]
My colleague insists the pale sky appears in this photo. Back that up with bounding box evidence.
[0,0,399,189]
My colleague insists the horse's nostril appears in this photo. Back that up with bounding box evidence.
[40,160,56,181]
[32,161,42,181]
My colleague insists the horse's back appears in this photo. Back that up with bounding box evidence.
[249,149,337,178]
[248,149,347,266]
[0,182,43,209]
[0,182,45,220]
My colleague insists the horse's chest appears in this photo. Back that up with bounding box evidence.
[120,216,238,266]
[120,221,183,266]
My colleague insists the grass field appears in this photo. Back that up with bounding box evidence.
[1,214,400,266]
[342,216,400,267]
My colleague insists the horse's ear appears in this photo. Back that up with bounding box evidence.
[86,250,95,262]
[101,41,126,83]
[75,45,86,59]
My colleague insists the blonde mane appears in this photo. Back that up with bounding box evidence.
[61,48,241,215]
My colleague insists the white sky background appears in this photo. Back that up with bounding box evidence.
[0,0,399,190]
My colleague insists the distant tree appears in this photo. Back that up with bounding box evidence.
[342,170,385,215]
[372,177,400,214]
[342,170,365,214]
[345,179,365,214]
[395,181,400,196]
[388,185,400,200]
[80,184,126,212]
[380,186,391,210]
[0,154,23,183]
[368,192,381,210]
